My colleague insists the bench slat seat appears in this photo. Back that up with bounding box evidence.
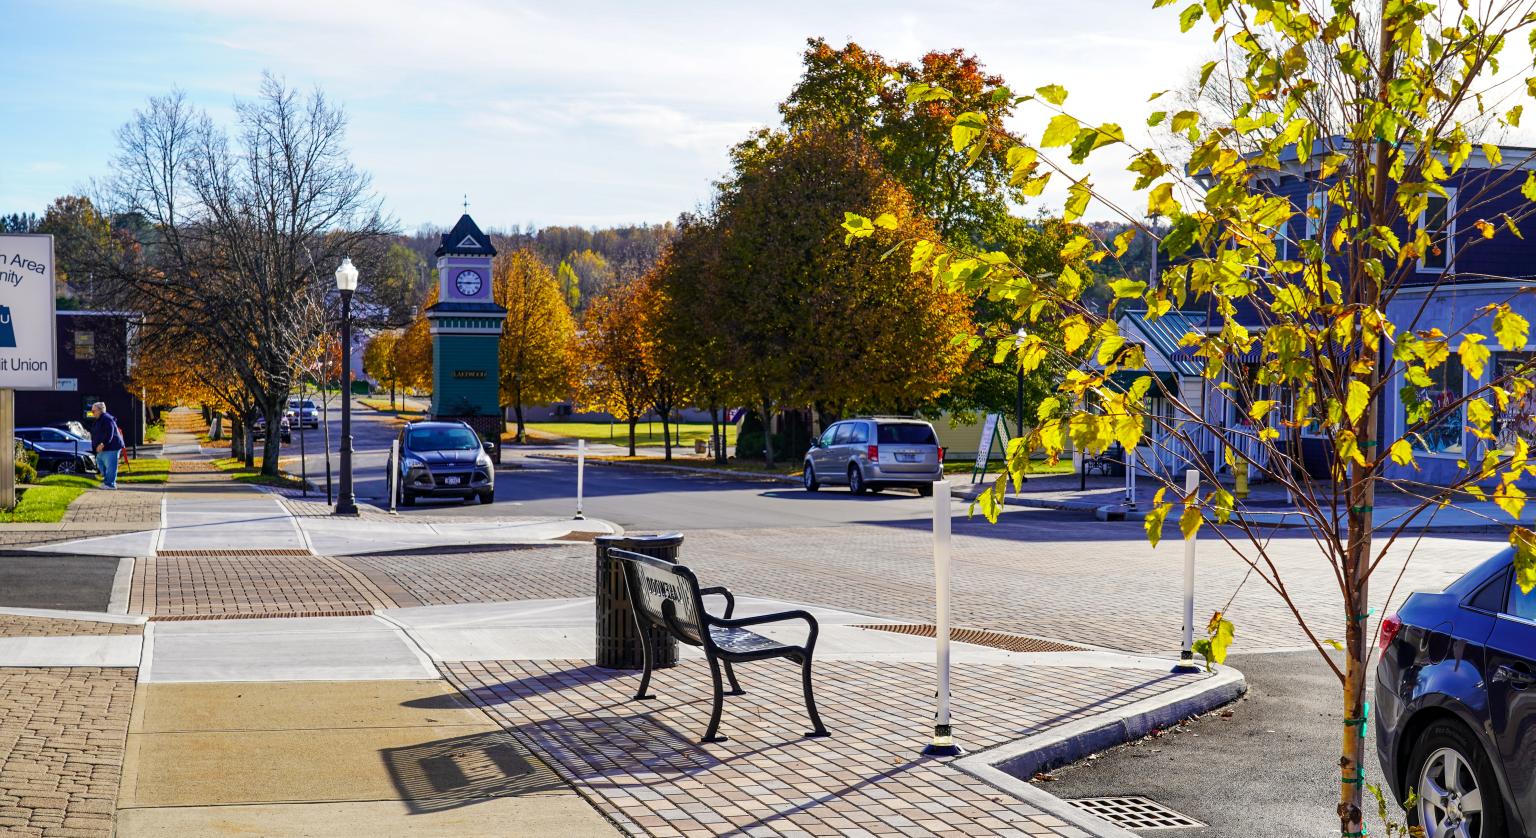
[610,548,830,743]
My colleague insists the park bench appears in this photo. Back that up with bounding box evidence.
[610,548,831,743]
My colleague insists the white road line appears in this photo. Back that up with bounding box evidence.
[137,622,155,682]
[280,497,316,554]
[151,495,168,554]
[108,558,134,615]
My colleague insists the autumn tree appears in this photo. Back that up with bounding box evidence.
[714,127,972,465]
[846,2,1536,832]
[650,212,736,464]
[362,330,406,409]
[394,285,437,394]
[35,196,116,305]
[494,249,576,443]
[576,282,655,456]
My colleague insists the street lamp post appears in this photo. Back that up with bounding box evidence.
[334,257,359,516]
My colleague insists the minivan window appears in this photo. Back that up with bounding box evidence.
[818,426,837,448]
[832,424,852,445]
[848,423,869,444]
[879,424,937,445]
[1508,573,1536,621]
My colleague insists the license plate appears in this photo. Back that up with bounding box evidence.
[896,453,920,463]
[443,476,460,485]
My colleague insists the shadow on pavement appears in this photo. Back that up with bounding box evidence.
[380,729,567,814]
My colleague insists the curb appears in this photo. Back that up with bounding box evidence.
[952,665,1246,837]
[526,453,802,484]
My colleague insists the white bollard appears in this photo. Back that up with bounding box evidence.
[388,440,399,515]
[922,480,963,756]
[1174,468,1201,673]
[575,439,587,520]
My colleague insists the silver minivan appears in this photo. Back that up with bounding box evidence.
[803,417,943,496]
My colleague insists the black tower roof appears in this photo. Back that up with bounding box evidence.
[435,214,497,258]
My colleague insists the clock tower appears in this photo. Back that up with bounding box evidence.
[426,213,508,457]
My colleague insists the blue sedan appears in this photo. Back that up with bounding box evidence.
[1376,548,1536,837]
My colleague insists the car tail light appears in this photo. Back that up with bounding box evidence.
[1378,613,1402,651]
[939,447,946,462]
[867,444,879,461]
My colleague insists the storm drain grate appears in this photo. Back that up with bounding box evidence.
[852,623,1084,653]
[1065,797,1204,830]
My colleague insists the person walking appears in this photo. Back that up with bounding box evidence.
[90,401,125,489]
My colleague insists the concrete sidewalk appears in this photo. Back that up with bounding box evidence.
[20,466,619,558]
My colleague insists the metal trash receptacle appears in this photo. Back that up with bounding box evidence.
[595,533,684,669]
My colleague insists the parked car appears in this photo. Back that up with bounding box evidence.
[802,416,943,496]
[287,399,320,429]
[50,420,90,440]
[395,420,496,506]
[18,438,98,477]
[251,414,292,444]
[15,426,98,475]
[1376,547,1536,837]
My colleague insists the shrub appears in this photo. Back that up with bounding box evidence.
[14,441,37,485]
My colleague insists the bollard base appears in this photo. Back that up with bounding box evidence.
[574,511,586,520]
[920,725,964,757]
[1171,652,1202,674]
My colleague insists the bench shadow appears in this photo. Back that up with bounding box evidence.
[402,664,638,709]
[379,729,567,814]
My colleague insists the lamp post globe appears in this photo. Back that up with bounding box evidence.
[334,257,360,516]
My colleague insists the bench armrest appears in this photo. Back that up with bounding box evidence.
[712,609,819,650]
[699,586,735,619]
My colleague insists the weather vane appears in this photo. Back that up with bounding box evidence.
[463,194,469,213]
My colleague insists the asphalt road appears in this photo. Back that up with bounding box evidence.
[276,400,1015,530]
[1041,649,1395,837]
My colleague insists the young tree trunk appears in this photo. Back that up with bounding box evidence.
[661,406,673,462]
[230,415,245,460]
[260,402,282,477]
[710,404,723,465]
[627,417,638,457]
[390,380,396,411]
[761,399,775,468]
[514,400,526,445]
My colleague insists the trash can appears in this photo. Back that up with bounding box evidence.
[694,439,708,455]
[595,533,684,669]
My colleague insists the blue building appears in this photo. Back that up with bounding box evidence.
[1114,139,1536,489]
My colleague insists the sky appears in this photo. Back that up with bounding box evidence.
[1,0,1204,233]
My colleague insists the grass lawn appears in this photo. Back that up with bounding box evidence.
[0,475,90,523]
[210,457,307,489]
[518,421,739,449]
[359,397,426,418]
[580,454,800,476]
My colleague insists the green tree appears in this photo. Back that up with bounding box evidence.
[365,243,428,328]
[555,259,582,310]
[846,2,1536,831]
[35,196,116,305]
[576,283,655,456]
[494,249,576,443]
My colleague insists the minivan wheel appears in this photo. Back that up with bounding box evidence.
[478,491,494,504]
[1408,719,1506,838]
[803,463,819,492]
[847,465,866,495]
[918,482,934,497]
[401,489,416,507]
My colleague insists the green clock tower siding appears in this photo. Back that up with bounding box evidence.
[426,214,508,453]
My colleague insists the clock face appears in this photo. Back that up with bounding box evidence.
[455,269,483,297]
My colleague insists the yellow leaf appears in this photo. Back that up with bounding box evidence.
[1248,400,1276,420]
[1494,307,1530,352]
[1180,502,1203,540]
[1345,379,1370,424]
[1495,483,1527,519]
[1389,439,1415,467]
[1475,219,1496,239]
[873,213,899,230]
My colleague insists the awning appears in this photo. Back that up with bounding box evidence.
[1102,370,1181,395]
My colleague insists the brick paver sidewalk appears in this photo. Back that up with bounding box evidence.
[447,658,1202,837]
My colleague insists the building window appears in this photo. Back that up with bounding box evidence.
[1406,354,1465,456]
[1417,190,1455,272]
[1304,191,1328,242]
[74,331,94,360]
[1494,351,1536,452]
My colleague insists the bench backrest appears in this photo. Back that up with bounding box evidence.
[610,549,705,645]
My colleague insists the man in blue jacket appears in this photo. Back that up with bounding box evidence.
[90,402,124,489]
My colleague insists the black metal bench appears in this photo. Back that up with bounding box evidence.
[610,548,830,743]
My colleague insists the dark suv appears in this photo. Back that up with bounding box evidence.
[1376,547,1536,837]
[396,421,496,506]
[803,417,943,496]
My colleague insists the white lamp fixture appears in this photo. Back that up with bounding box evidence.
[334,257,359,292]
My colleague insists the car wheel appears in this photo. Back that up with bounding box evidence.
[868,485,883,494]
[847,465,866,495]
[55,458,78,475]
[803,463,819,492]
[401,490,416,507]
[918,482,934,497]
[477,491,494,504]
[1407,719,1507,838]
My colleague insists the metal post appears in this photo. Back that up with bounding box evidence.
[298,379,309,498]
[335,290,358,515]
[388,439,399,515]
[575,438,586,520]
[1174,468,1202,674]
[1125,445,1138,509]
[922,480,963,756]
[0,389,14,509]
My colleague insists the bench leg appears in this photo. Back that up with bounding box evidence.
[800,658,830,738]
[723,661,743,695]
[702,657,728,743]
[632,620,655,702]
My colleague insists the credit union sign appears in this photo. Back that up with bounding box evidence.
[0,234,57,390]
